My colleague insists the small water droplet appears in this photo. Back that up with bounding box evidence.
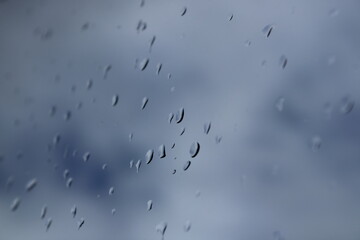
[228,14,233,21]
[83,152,90,162]
[156,63,162,75]
[66,178,73,188]
[189,142,200,158]
[145,149,154,164]
[171,143,175,149]
[183,220,191,232]
[215,135,222,144]
[147,200,153,211]
[204,122,211,134]
[149,35,156,52]
[158,145,166,158]
[102,164,108,170]
[64,111,72,121]
[41,205,47,219]
[77,217,85,230]
[86,79,93,90]
[262,24,273,38]
[141,97,149,110]
[168,113,174,123]
[180,127,185,136]
[340,97,355,115]
[10,197,20,211]
[279,55,288,69]
[181,7,187,16]
[63,169,70,179]
[183,161,191,171]
[25,178,37,192]
[104,65,112,79]
[156,221,167,239]
[172,169,176,174]
[111,208,116,215]
[71,205,77,218]
[138,58,149,71]
[81,22,90,31]
[136,20,147,33]
[311,135,322,152]
[45,218,52,232]
[109,187,115,195]
[175,108,184,123]
[275,97,285,112]
[135,160,141,173]
[130,160,134,168]
[112,94,119,106]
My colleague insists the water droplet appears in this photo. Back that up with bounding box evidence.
[135,160,141,173]
[228,14,233,21]
[175,108,184,123]
[204,122,211,134]
[86,79,93,90]
[10,197,20,211]
[104,65,112,79]
[141,97,149,110]
[340,97,355,115]
[183,220,191,232]
[195,190,201,197]
[158,144,166,158]
[262,24,273,38]
[53,134,61,145]
[111,208,116,215]
[167,73,172,79]
[183,161,191,171]
[138,58,149,71]
[215,135,222,144]
[311,135,322,152]
[171,143,175,149]
[77,217,85,230]
[156,221,167,239]
[172,169,176,174]
[41,205,47,219]
[64,111,72,121]
[102,164,108,170]
[136,20,147,33]
[112,94,119,106]
[63,169,70,179]
[244,40,252,47]
[45,218,52,232]
[6,176,14,191]
[109,187,115,195]
[168,113,174,123]
[81,22,90,31]
[180,127,185,136]
[83,152,90,162]
[279,55,288,69]
[66,178,73,188]
[25,178,37,192]
[130,160,134,168]
[71,205,77,218]
[140,0,145,7]
[145,149,154,164]
[181,7,187,16]
[149,35,156,52]
[49,105,57,117]
[129,133,134,142]
[147,200,153,211]
[189,142,200,158]
[156,63,162,75]
[275,97,285,112]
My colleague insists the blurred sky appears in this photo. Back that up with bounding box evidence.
[1,0,360,239]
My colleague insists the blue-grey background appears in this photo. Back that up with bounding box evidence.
[1,0,360,239]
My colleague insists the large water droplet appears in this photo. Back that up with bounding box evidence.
[189,142,200,158]
[181,7,187,16]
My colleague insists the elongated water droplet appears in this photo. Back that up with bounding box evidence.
[189,142,200,158]
[158,144,166,158]
[136,20,147,33]
[135,160,141,173]
[25,178,37,192]
[63,169,70,179]
[102,164,108,170]
[66,178,73,188]
[172,169,176,174]
[171,143,175,149]
[104,65,112,79]
[78,217,85,230]
[147,200,153,211]
[183,161,191,171]
[64,111,72,121]
[45,218,52,232]
[112,94,119,106]
[141,97,149,110]
[180,127,185,136]
[168,113,174,123]
[183,220,191,232]
[204,122,211,134]
[86,79,93,90]
[49,105,57,117]
[139,58,149,71]
[181,7,187,16]
[228,14,233,21]
[149,35,156,52]
[175,108,184,123]
[130,160,134,168]
[10,197,20,211]
[156,63,162,75]
[41,205,47,219]
[262,24,273,38]
[140,0,145,7]
[215,135,222,144]
[275,97,285,112]
[279,55,288,69]
[145,149,154,164]
[53,134,61,145]
[111,208,116,215]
